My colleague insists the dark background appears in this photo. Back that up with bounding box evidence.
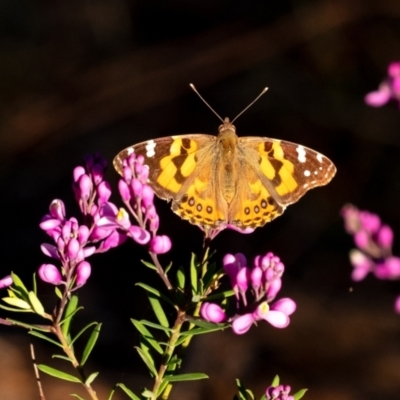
[1,1,400,399]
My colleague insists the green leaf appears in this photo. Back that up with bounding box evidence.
[176,267,185,290]
[28,291,45,316]
[131,319,163,353]
[61,295,79,336]
[156,380,170,396]
[0,304,32,313]
[271,375,280,387]
[85,371,99,385]
[190,253,198,295]
[136,283,175,308]
[245,389,255,400]
[114,383,141,400]
[37,364,81,383]
[55,286,63,300]
[188,319,227,330]
[141,260,157,271]
[2,297,31,310]
[202,263,217,288]
[165,261,173,274]
[29,330,63,348]
[235,379,248,400]
[70,394,85,400]
[11,272,29,297]
[135,347,157,377]
[148,294,169,328]
[52,354,73,362]
[164,373,208,382]
[293,388,308,400]
[32,273,37,295]
[81,323,101,365]
[70,322,97,346]
[141,389,155,398]
[205,289,235,301]
[177,324,226,341]
[140,320,173,334]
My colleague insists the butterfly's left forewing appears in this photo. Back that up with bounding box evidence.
[238,136,336,206]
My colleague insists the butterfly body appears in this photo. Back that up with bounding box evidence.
[114,118,336,232]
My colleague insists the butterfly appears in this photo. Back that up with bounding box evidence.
[113,117,336,234]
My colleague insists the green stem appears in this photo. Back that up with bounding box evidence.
[151,309,186,400]
[52,323,99,400]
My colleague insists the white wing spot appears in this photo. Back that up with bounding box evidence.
[316,153,323,163]
[304,170,311,177]
[314,170,318,175]
[319,167,323,171]
[127,147,134,155]
[145,140,156,158]
[296,145,307,163]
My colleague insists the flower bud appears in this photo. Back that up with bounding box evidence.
[75,261,91,287]
[0,275,13,289]
[200,302,226,323]
[149,235,171,254]
[38,264,62,285]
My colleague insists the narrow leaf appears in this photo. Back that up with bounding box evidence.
[11,272,29,297]
[235,379,248,400]
[271,375,280,386]
[115,383,141,400]
[139,320,173,333]
[164,373,208,382]
[135,347,157,377]
[37,364,81,383]
[55,286,63,299]
[70,394,85,400]
[70,321,97,346]
[136,283,175,307]
[32,273,37,295]
[2,297,31,310]
[131,319,163,353]
[29,330,62,347]
[0,304,32,313]
[85,371,99,385]
[148,294,169,328]
[205,289,235,301]
[81,323,102,365]
[141,389,155,398]
[176,267,185,290]
[245,389,255,400]
[28,291,45,316]
[52,354,73,362]
[293,388,308,400]
[61,295,79,336]
[156,380,170,396]
[190,253,198,295]
[140,260,157,271]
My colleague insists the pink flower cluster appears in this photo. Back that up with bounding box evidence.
[365,61,400,108]
[100,152,171,254]
[201,252,296,335]
[342,204,400,313]
[38,153,172,289]
[265,384,294,400]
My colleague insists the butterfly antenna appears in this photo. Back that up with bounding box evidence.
[189,83,224,123]
[231,87,269,123]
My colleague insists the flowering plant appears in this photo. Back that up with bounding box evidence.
[0,153,306,400]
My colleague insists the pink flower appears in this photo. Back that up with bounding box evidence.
[149,235,171,254]
[200,303,227,323]
[0,275,13,289]
[365,61,400,108]
[38,264,62,285]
